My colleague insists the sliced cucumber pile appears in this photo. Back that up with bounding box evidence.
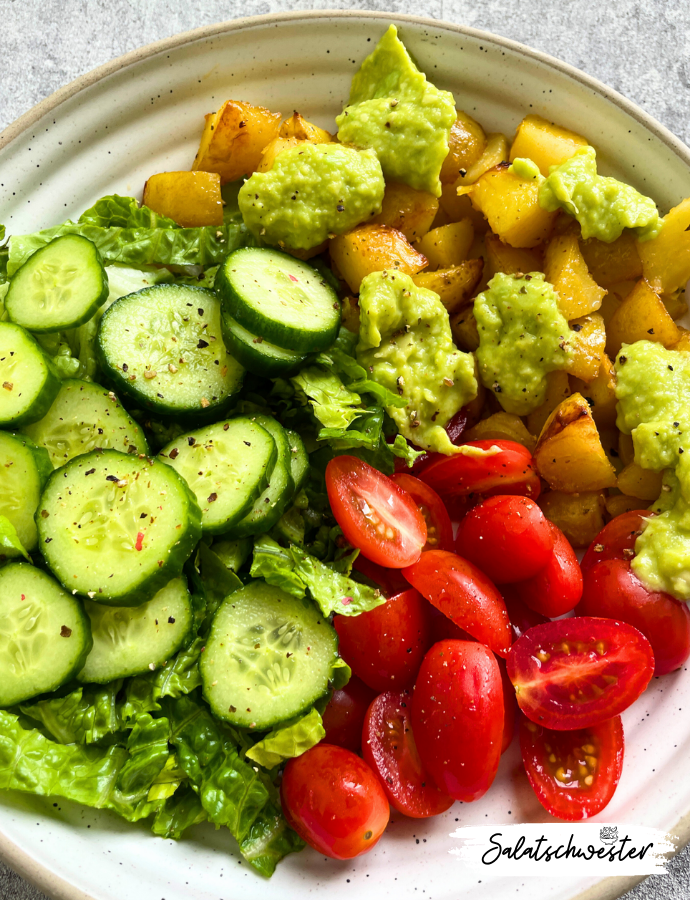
[215,247,340,356]
[22,379,149,467]
[159,417,277,534]
[201,580,338,729]
[0,322,61,427]
[78,576,193,684]
[0,432,52,555]
[0,563,92,706]
[37,449,202,606]
[220,310,307,377]
[97,284,244,419]
[6,234,109,333]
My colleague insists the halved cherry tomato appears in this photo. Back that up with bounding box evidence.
[512,522,583,617]
[520,715,624,820]
[326,456,427,568]
[322,674,377,752]
[281,744,389,860]
[581,510,651,574]
[455,495,554,584]
[498,657,517,754]
[363,690,454,818]
[352,555,409,598]
[578,559,690,676]
[412,641,504,802]
[334,588,433,692]
[507,617,654,730]
[390,473,454,551]
[501,586,549,641]
[420,440,540,501]
[403,550,511,657]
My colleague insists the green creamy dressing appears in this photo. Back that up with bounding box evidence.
[615,341,690,600]
[474,272,573,416]
[335,25,456,198]
[238,143,384,250]
[535,146,661,242]
[356,270,477,454]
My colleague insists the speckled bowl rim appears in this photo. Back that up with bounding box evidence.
[0,8,688,900]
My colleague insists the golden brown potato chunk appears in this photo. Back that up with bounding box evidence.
[256,136,302,173]
[616,462,663,501]
[412,260,484,314]
[278,112,334,143]
[579,232,643,287]
[416,221,474,270]
[526,370,571,437]
[464,412,536,452]
[370,181,439,242]
[440,111,487,184]
[567,313,606,382]
[605,278,680,358]
[193,100,281,183]
[142,171,223,228]
[484,234,542,281]
[509,115,588,176]
[329,225,428,294]
[569,354,617,428]
[450,306,480,352]
[605,494,650,519]
[440,133,508,221]
[539,490,606,548]
[544,234,606,320]
[638,197,690,295]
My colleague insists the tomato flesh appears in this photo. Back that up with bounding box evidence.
[581,510,651,574]
[512,522,583,617]
[326,455,427,568]
[579,559,690,676]
[520,715,624,820]
[281,744,389,860]
[363,690,454,818]
[403,550,512,657]
[412,640,504,802]
[334,588,433,692]
[322,674,377,753]
[455,495,554,584]
[390,473,454,551]
[420,440,540,501]
[507,617,654,730]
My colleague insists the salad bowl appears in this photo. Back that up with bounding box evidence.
[1,10,690,900]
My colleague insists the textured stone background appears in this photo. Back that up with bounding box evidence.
[0,1,689,898]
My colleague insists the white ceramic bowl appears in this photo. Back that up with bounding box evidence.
[1,11,689,900]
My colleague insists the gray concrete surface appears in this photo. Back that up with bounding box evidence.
[0,1,689,898]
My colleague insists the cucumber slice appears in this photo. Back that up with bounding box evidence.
[37,449,202,607]
[223,415,294,539]
[201,580,338,729]
[286,429,309,493]
[97,284,244,419]
[158,417,277,535]
[6,234,109,333]
[216,247,340,352]
[221,310,306,377]
[0,322,61,427]
[0,432,52,555]
[0,563,92,706]
[78,576,193,684]
[22,379,149,467]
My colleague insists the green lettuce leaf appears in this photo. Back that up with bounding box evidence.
[0,515,30,561]
[245,709,325,769]
[78,195,179,229]
[147,752,186,802]
[121,636,204,724]
[239,800,305,877]
[250,536,308,599]
[116,713,170,797]
[291,366,364,430]
[20,681,124,745]
[151,784,207,839]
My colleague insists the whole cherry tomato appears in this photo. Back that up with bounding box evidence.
[326,456,427,568]
[511,522,583,617]
[403,549,511,657]
[352,555,409,598]
[389,473,454,551]
[507,617,654,730]
[363,690,454,818]
[579,559,690,676]
[334,588,433,692]
[498,657,517,754]
[455,495,554,584]
[412,640,504,802]
[428,603,476,642]
[501,586,549,641]
[322,674,377,752]
[281,744,390,860]
[581,510,651,574]
[420,440,540,501]
[520,715,624,820]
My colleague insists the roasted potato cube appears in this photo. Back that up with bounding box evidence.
[526,369,571,436]
[638,197,690,294]
[329,225,428,294]
[567,313,606,382]
[142,171,223,227]
[509,115,588,176]
[440,111,487,184]
[440,133,508,221]
[605,278,680,359]
[662,288,688,320]
[278,112,334,143]
[484,234,542,280]
[412,260,483,314]
[618,432,635,468]
[539,490,606,548]
[579,232,643,287]
[256,136,302,173]
[544,234,606,319]
[533,393,617,493]
[370,181,439,242]
[671,327,690,352]
[416,220,474,270]
[616,461,663,501]
[605,493,650,519]
[465,412,536,452]
[599,427,624,475]
[450,306,480,351]
[464,163,557,248]
[193,100,281,183]
[569,354,617,428]
[598,292,622,327]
